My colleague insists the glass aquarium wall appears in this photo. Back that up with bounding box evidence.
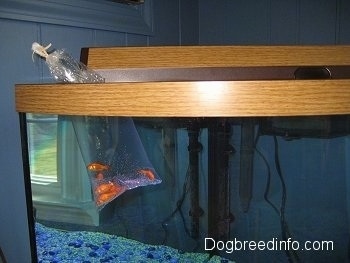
[25,114,350,263]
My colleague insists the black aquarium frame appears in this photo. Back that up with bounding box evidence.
[19,112,38,262]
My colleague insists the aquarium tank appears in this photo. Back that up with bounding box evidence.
[15,45,350,263]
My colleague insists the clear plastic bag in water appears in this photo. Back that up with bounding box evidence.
[72,116,162,208]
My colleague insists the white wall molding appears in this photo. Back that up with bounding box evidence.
[0,0,153,35]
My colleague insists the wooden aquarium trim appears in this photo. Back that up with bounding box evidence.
[15,80,350,117]
[81,45,350,69]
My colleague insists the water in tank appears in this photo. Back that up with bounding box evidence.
[24,114,350,263]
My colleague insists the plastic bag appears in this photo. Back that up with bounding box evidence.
[74,116,162,187]
[32,42,104,83]
[32,43,161,209]
[72,116,162,209]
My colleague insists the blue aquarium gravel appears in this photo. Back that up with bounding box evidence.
[36,223,235,262]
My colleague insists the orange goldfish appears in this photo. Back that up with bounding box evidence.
[87,162,109,172]
[95,181,115,195]
[97,192,117,206]
[95,181,125,206]
[138,169,155,181]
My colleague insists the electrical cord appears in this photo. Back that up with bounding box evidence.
[254,131,280,215]
[161,128,204,251]
[273,136,300,263]
[254,130,300,263]
[161,166,193,244]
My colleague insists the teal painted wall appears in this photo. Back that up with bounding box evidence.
[199,0,350,45]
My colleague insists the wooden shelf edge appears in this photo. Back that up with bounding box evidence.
[81,45,350,69]
[15,80,350,117]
